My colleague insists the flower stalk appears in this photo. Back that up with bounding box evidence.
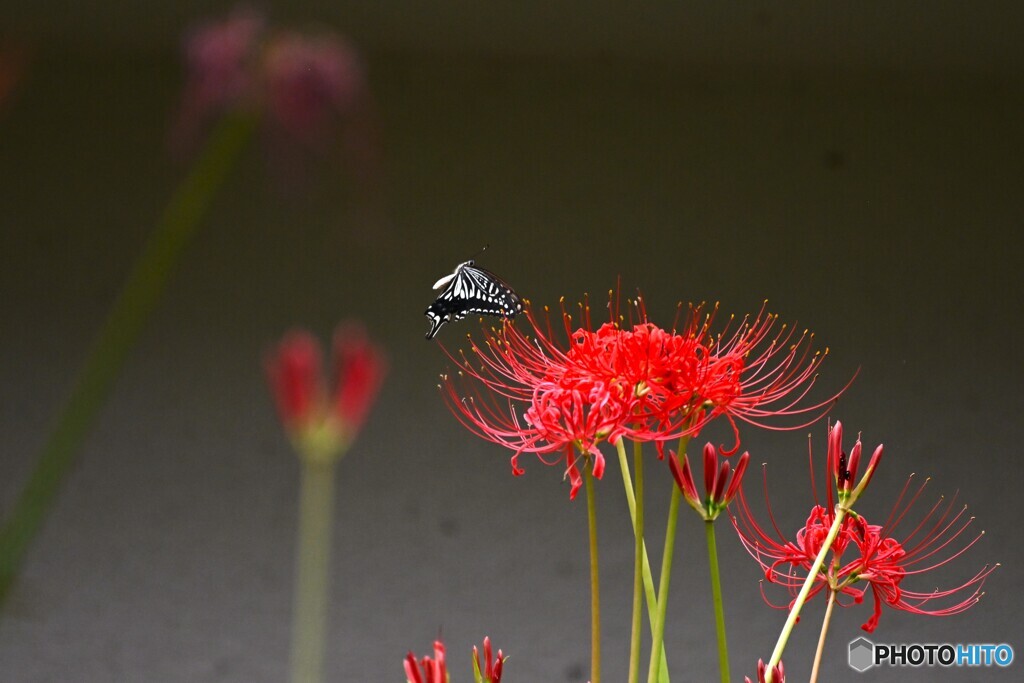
[706,520,731,683]
[290,458,338,683]
[585,464,602,683]
[615,438,670,680]
[763,506,847,682]
[0,112,256,604]
[628,440,645,683]
[645,482,681,683]
[645,435,691,683]
[809,589,837,683]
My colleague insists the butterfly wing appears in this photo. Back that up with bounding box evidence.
[461,265,523,315]
[424,263,522,339]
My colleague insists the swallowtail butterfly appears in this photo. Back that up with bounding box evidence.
[424,259,523,339]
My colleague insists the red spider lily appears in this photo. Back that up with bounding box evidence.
[405,640,448,683]
[697,303,846,454]
[332,323,388,436]
[441,292,841,498]
[745,659,785,683]
[472,637,505,683]
[732,425,996,632]
[266,323,386,458]
[669,443,750,521]
[439,303,630,499]
[266,330,322,431]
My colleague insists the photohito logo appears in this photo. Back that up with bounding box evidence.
[848,637,1014,672]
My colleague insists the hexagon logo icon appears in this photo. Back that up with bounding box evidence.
[849,637,875,672]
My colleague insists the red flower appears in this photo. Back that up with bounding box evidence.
[669,442,750,521]
[265,323,386,459]
[472,637,505,683]
[265,330,322,431]
[405,640,448,683]
[732,424,996,632]
[440,303,628,499]
[332,323,387,437]
[441,292,842,498]
[697,303,846,454]
[745,659,785,683]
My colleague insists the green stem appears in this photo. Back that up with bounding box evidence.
[764,506,848,683]
[705,521,730,683]
[585,464,602,683]
[646,436,688,683]
[628,440,645,683]
[289,459,338,683]
[809,589,837,683]
[0,114,256,605]
[615,439,670,682]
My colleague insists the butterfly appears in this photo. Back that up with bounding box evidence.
[424,259,523,339]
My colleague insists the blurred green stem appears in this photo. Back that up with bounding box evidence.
[289,459,337,683]
[0,114,256,605]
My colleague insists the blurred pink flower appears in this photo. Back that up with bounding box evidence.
[171,6,369,163]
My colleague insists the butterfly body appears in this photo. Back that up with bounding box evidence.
[425,259,522,339]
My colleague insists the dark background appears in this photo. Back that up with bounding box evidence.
[1,3,1021,681]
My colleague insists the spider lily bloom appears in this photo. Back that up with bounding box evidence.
[827,421,883,509]
[669,443,750,521]
[440,304,634,499]
[442,293,844,497]
[405,640,448,683]
[266,323,385,462]
[745,659,785,683]
[732,427,995,632]
[557,296,842,455]
[697,304,844,455]
[472,637,505,683]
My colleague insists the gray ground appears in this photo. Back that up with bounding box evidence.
[1,11,1022,682]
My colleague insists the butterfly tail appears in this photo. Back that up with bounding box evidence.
[425,311,446,340]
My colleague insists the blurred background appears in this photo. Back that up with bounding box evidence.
[1,3,1021,681]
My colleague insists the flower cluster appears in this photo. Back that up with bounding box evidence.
[265,323,386,462]
[442,294,837,498]
[732,423,996,632]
